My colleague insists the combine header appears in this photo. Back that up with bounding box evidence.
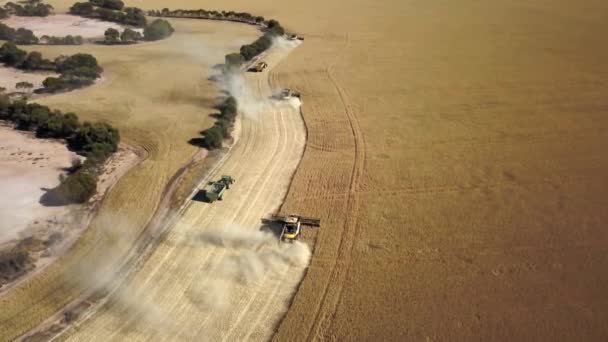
[201,175,234,203]
[266,214,321,242]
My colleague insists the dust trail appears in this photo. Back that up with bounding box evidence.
[63,212,178,333]
[185,225,311,311]
[212,36,304,120]
[64,216,310,332]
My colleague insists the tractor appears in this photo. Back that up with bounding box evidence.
[202,175,234,203]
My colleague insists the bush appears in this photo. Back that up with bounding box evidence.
[36,111,81,138]
[70,2,145,27]
[218,96,237,120]
[0,23,15,40]
[9,2,53,17]
[0,42,27,66]
[13,27,38,44]
[143,19,174,41]
[104,27,119,43]
[45,169,97,204]
[68,121,119,159]
[22,51,53,70]
[90,0,124,10]
[202,126,223,149]
[120,28,142,42]
[40,35,84,45]
[239,34,272,61]
[214,119,232,138]
[55,53,102,78]
[0,24,37,44]
[15,81,33,89]
[69,2,94,16]
[123,7,146,26]
[225,53,245,69]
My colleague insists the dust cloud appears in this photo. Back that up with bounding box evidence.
[64,215,310,330]
[187,225,311,311]
[212,36,304,120]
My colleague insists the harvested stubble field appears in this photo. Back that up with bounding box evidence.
[61,41,308,341]
[2,0,608,341]
[0,17,260,341]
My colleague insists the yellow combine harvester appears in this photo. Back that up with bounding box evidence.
[266,214,321,242]
[248,61,268,72]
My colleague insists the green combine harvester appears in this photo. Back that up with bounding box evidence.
[202,175,235,203]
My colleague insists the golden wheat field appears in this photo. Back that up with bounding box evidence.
[2,0,608,341]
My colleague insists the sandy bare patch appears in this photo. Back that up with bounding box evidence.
[0,124,80,245]
[0,131,142,294]
[1,14,141,39]
[0,67,57,93]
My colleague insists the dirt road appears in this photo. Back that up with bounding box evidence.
[61,41,307,341]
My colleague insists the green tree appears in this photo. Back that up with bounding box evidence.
[123,7,146,26]
[0,42,27,66]
[56,53,102,78]
[69,2,94,16]
[143,19,174,41]
[120,28,142,42]
[203,127,223,149]
[13,28,38,44]
[15,81,34,89]
[104,27,120,43]
[47,169,97,204]
[69,121,120,158]
[22,51,42,70]
[0,23,15,40]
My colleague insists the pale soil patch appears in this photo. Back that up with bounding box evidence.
[0,124,79,246]
[0,122,142,294]
[1,14,141,39]
[0,67,57,93]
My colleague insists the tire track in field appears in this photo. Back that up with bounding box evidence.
[305,32,369,340]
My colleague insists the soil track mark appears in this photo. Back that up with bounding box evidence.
[306,54,368,339]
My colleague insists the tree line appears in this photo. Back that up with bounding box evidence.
[148,8,266,26]
[154,7,288,150]
[0,96,120,204]
[149,7,286,66]
[189,96,238,150]
[2,0,53,17]
[0,23,39,44]
[70,1,146,27]
[102,19,173,44]
[0,22,84,45]
[0,42,102,93]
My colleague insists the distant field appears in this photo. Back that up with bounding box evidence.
[1,0,608,341]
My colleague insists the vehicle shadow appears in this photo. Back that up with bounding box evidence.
[192,190,210,203]
[259,219,282,239]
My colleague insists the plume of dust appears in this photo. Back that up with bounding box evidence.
[187,224,311,311]
[214,35,304,120]
[65,211,177,334]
